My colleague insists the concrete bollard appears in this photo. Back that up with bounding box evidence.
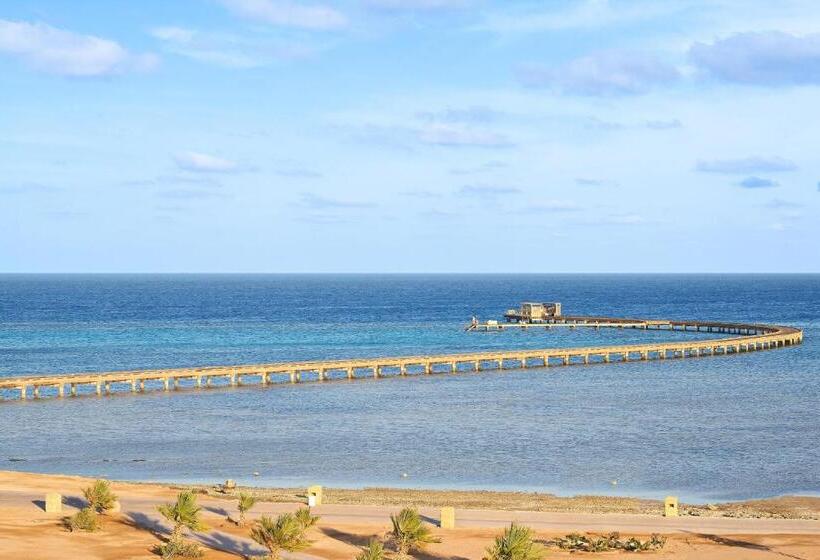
[664,496,679,517]
[440,506,455,529]
[307,485,323,507]
[45,493,62,513]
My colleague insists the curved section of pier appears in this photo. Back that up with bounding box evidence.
[0,316,803,402]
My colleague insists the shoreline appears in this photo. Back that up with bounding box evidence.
[5,470,819,520]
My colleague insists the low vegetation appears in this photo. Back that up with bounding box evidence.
[65,506,100,532]
[389,507,440,559]
[549,532,667,552]
[251,513,312,560]
[294,506,320,530]
[82,479,118,514]
[356,539,386,560]
[483,523,545,560]
[156,491,207,559]
[237,492,257,526]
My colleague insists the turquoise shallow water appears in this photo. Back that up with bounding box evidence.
[0,274,818,502]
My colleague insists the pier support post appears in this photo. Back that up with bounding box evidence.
[604,354,610,363]
[374,366,380,378]
[130,379,137,393]
[163,378,169,391]
[450,362,457,373]
[140,379,146,392]
[33,386,40,399]
[20,386,26,400]
[347,368,354,379]
[473,361,480,372]
[70,384,77,397]
[424,362,431,374]
[57,384,64,397]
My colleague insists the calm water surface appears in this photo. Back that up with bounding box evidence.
[0,274,818,502]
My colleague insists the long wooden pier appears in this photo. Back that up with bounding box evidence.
[0,316,803,402]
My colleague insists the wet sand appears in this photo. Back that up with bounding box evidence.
[1,471,819,559]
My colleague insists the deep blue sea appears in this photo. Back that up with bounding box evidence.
[0,274,818,502]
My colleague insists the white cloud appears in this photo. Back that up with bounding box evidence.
[474,0,676,34]
[0,19,157,77]
[219,0,347,30]
[150,26,195,43]
[417,123,512,147]
[521,200,580,213]
[520,51,679,96]
[364,0,469,11]
[174,151,241,173]
[737,176,778,189]
[604,213,646,225]
[695,156,797,174]
[458,184,521,196]
[690,31,820,85]
[150,25,315,68]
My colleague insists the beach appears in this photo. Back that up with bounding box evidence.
[2,470,819,559]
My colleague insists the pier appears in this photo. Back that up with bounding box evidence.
[0,316,803,402]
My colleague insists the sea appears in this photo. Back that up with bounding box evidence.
[0,274,818,503]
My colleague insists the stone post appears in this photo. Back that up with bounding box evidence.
[440,506,455,529]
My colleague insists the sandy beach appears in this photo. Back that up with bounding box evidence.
[2,470,819,559]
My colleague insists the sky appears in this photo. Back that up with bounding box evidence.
[1,0,819,273]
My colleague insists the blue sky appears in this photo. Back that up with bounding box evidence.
[2,0,819,272]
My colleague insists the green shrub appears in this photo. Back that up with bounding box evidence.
[550,532,667,552]
[154,539,204,559]
[65,507,99,532]
[237,492,257,526]
[82,479,118,513]
[389,507,440,558]
[157,491,208,559]
[294,506,319,530]
[483,523,544,560]
[356,539,385,560]
[251,513,311,560]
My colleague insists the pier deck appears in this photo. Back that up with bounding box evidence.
[0,316,803,402]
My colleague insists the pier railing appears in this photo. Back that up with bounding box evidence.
[0,317,803,402]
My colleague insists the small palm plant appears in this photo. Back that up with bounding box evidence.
[82,479,118,514]
[156,491,208,559]
[389,507,440,559]
[250,513,311,560]
[237,492,257,526]
[356,539,386,560]
[483,523,544,560]
[294,506,319,530]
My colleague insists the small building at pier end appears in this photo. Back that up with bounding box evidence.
[504,302,562,323]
